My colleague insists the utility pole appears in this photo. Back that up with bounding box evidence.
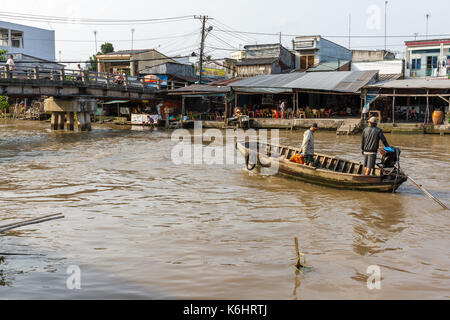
[414,32,419,40]
[425,14,430,39]
[94,30,98,53]
[131,28,135,51]
[384,1,388,51]
[195,15,212,84]
[199,16,206,84]
[348,14,351,49]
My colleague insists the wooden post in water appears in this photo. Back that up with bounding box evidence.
[294,237,302,269]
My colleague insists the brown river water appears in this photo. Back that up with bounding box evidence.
[0,119,449,299]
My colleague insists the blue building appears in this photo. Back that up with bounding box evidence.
[293,35,351,71]
[0,20,55,61]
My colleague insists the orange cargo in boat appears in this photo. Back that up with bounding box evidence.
[290,153,305,165]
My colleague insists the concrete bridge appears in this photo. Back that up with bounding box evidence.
[0,65,157,131]
[0,65,156,100]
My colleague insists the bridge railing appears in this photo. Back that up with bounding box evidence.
[0,65,191,91]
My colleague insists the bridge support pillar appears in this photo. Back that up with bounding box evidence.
[85,112,92,131]
[51,112,58,130]
[77,112,86,131]
[58,112,65,130]
[66,112,75,131]
[44,97,97,132]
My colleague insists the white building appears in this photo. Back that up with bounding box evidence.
[0,20,55,61]
[404,38,450,78]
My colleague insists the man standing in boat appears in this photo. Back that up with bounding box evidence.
[361,117,390,175]
[300,123,319,166]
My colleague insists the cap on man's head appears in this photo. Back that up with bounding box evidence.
[311,123,318,128]
[368,117,378,124]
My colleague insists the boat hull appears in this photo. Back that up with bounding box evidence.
[237,142,407,192]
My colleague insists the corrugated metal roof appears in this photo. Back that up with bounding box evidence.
[230,71,378,93]
[230,73,306,88]
[170,84,231,94]
[103,49,154,55]
[377,73,403,82]
[307,60,351,72]
[209,78,244,86]
[367,78,450,89]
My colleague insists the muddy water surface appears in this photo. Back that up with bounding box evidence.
[0,120,449,299]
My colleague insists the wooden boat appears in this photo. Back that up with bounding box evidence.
[236,141,407,192]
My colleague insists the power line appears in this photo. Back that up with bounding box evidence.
[213,29,450,39]
[208,33,239,50]
[210,20,258,45]
[0,12,195,25]
[5,53,196,65]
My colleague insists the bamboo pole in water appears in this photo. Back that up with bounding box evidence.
[0,214,64,233]
[408,176,449,211]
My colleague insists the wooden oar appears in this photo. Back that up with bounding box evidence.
[0,214,64,233]
[407,176,449,211]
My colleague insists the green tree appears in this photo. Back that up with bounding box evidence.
[88,54,98,71]
[100,43,114,54]
[0,96,9,113]
[0,49,7,60]
[88,43,115,71]
[0,50,9,115]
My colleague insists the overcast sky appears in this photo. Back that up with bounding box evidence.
[1,0,449,63]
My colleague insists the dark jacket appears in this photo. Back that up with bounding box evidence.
[361,126,389,153]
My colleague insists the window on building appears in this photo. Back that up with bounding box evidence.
[411,58,421,70]
[11,30,23,48]
[427,56,432,69]
[0,28,9,47]
[299,55,315,69]
[432,56,438,69]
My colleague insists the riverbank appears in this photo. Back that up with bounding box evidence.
[3,115,450,134]
[201,118,450,135]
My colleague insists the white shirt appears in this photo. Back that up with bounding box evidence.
[6,58,15,68]
[300,129,314,155]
